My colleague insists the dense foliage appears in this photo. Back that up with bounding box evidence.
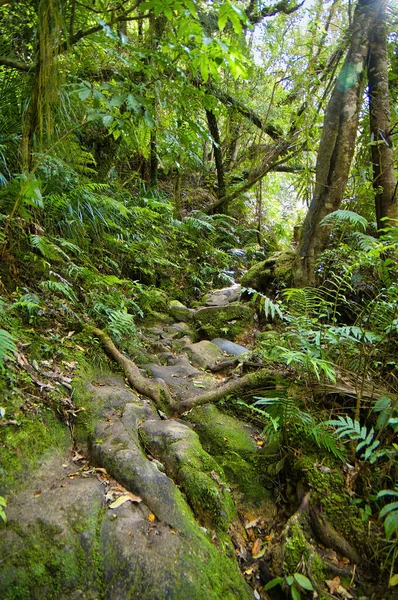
[0,0,397,595]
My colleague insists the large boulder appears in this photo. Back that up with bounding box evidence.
[168,300,194,322]
[183,340,225,369]
[241,251,295,294]
[194,303,255,340]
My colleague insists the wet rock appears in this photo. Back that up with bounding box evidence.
[183,340,225,369]
[241,251,294,294]
[140,419,236,531]
[211,338,249,356]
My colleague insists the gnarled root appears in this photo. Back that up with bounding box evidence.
[90,327,173,411]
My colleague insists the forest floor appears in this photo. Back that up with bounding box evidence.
[0,285,393,600]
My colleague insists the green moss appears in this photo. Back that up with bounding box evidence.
[186,405,270,506]
[294,453,367,551]
[0,500,105,599]
[0,414,69,492]
[284,520,308,573]
[193,303,254,340]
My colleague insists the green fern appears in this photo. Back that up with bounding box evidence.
[0,328,17,369]
[320,210,368,232]
[283,287,334,318]
[240,395,345,460]
[243,287,284,321]
[326,416,381,462]
[377,486,398,539]
[30,234,69,262]
[107,310,136,343]
[40,280,77,304]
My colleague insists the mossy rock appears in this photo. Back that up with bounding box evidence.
[241,251,295,294]
[186,405,271,507]
[140,419,236,531]
[168,300,194,322]
[194,303,255,340]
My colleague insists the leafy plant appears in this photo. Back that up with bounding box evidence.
[0,329,17,369]
[377,487,398,540]
[264,572,313,599]
[0,495,6,523]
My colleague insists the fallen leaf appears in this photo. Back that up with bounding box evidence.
[148,513,156,522]
[109,495,132,509]
[34,490,41,497]
[256,440,264,446]
[245,519,260,529]
[253,547,266,559]
[127,492,142,503]
[251,538,262,556]
[389,574,398,587]
[327,576,340,594]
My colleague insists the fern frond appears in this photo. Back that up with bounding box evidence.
[40,280,77,304]
[0,329,17,368]
[107,310,136,343]
[320,210,368,232]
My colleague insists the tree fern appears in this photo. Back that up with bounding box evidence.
[0,329,17,369]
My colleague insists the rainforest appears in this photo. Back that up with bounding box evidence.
[0,0,397,598]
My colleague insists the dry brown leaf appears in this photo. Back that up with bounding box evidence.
[251,538,262,556]
[245,518,260,529]
[127,492,142,503]
[327,576,341,594]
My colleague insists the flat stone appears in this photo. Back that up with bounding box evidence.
[202,284,242,306]
[211,338,249,356]
[182,340,225,369]
[144,359,216,400]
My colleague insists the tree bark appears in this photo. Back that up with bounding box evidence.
[368,0,398,229]
[205,108,226,204]
[294,0,380,286]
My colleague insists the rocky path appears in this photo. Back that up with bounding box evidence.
[0,286,279,599]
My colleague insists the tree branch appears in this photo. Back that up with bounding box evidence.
[247,0,304,25]
[0,56,32,72]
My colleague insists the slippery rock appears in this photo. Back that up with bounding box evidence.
[211,338,249,356]
[168,300,194,322]
[182,340,225,369]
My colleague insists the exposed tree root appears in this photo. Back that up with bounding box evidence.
[309,504,361,564]
[281,491,361,600]
[180,368,286,411]
[90,327,172,411]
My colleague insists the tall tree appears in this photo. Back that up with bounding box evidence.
[368,0,397,229]
[294,0,382,286]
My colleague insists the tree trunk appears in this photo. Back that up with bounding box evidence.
[149,128,158,188]
[368,1,397,229]
[205,109,226,206]
[294,0,380,286]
